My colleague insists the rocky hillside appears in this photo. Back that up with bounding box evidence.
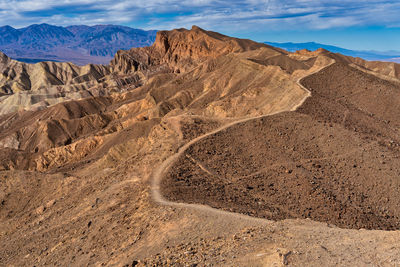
[0,24,156,65]
[1,26,400,266]
[0,51,114,115]
[266,41,400,62]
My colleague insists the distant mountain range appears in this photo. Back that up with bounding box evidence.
[0,24,157,65]
[266,41,400,63]
[1,24,399,66]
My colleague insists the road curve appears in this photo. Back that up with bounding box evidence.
[150,59,336,223]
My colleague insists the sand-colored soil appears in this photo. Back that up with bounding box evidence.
[1,26,400,266]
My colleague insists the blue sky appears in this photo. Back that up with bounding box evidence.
[1,0,400,51]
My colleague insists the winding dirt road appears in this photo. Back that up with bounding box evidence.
[150,59,336,223]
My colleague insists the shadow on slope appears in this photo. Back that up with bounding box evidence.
[162,62,400,230]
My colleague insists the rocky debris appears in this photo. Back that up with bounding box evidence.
[162,62,400,230]
[1,26,400,266]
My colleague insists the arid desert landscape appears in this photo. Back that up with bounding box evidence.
[1,26,400,266]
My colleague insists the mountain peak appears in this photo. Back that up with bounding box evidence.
[0,23,157,65]
[0,25,16,30]
[21,23,74,35]
[112,26,278,74]
[153,26,267,58]
[23,23,59,29]
[315,48,330,53]
[191,25,204,31]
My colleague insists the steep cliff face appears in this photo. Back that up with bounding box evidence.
[111,49,154,74]
[111,26,282,74]
[152,26,271,67]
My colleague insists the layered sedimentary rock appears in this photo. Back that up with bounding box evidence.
[2,26,400,266]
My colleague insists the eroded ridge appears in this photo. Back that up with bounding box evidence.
[159,62,400,230]
[151,61,333,223]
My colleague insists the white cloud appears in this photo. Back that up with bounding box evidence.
[0,0,399,31]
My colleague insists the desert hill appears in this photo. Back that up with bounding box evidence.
[267,41,400,62]
[0,51,113,115]
[1,26,400,266]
